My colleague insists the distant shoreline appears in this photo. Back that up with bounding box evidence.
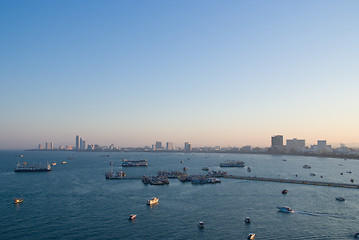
[23,149,359,160]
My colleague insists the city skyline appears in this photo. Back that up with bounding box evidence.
[1,1,359,149]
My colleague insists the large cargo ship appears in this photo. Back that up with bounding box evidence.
[220,161,245,167]
[14,162,52,172]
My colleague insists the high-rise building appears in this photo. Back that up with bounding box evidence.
[76,135,80,151]
[184,142,192,153]
[50,142,53,150]
[45,142,49,150]
[271,135,283,148]
[81,140,86,150]
[80,138,83,151]
[166,142,174,150]
[318,140,327,152]
[286,138,305,152]
[155,141,162,150]
[38,144,42,150]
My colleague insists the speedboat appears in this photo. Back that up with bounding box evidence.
[147,197,159,205]
[14,198,23,204]
[248,233,255,239]
[282,189,288,194]
[244,217,251,224]
[335,197,345,201]
[277,206,293,213]
[129,214,136,220]
[198,221,205,228]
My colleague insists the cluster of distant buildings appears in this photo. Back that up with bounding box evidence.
[33,134,359,158]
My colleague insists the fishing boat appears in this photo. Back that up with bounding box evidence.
[129,214,136,220]
[147,197,159,205]
[105,171,126,179]
[14,198,23,204]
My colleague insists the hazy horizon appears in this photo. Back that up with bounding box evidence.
[1,1,359,150]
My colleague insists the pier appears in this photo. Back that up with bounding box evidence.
[224,175,359,189]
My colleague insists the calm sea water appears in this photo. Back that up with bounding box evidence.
[1,150,359,239]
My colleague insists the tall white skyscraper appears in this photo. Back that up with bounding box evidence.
[76,135,80,151]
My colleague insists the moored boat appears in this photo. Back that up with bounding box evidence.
[147,197,159,205]
[15,162,51,172]
[198,221,205,228]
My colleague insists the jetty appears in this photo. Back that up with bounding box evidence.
[224,175,359,189]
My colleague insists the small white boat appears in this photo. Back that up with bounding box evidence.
[244,217,251,224]
[14,198,23,204]
[310,173,316,176]
[335,197,345,201]
[129,214,136,220]
[277,206,293,213]
[248,233,255,239]
[147,197,159,205]
[198,221,205,228]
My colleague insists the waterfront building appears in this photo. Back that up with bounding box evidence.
[38,144,42,150]
[271,135,283,147]
[318,140,327,153]
[76,136,80,151]
[50,142,53,150]
[152,144,156,151]
[81,140,86,150]
[155,141,162,150]
[184,142,192,153]
[166,142,174,150]
[286,138,305,152]
[45,142,49,150]
[65,145,73,150]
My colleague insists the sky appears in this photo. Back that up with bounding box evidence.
[1,0,359,149]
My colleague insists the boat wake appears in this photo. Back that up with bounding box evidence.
[294,210,351,219]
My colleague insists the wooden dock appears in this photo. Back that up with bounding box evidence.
[224,175,359,189]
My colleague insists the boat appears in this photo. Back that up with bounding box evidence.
[51,163,56,166]
[220,161,245,167]
[335,197,345,201]
[129,214,136,220]
[122,159,148,167]
[202,167,209,171]
[247,167,251,172]
[207,178,221,184]
[248,233,255,239]
[354,233,359,238]
[303,165,311,169]
[310,173,316,176]
[347,171,352,174]
[15,162,51,172]
[142,175,150,184]
[244,217,251,224]
[282,189,288,194]
[351,179,354,183]
[62,161,66,164]
[282,159,286,161]
[277,206,293,213]
[13,198,23,204]
[105,171,126,179]
[198,221,205,229]
[147,197,159,205]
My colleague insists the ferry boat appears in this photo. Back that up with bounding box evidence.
[244,217,251,224]
[277,206,293,213]
[13,198,23,204]
[129,214,136,220]
[198,221,205,229]
[147,197,159,205]
[247,233,255,240]
[15,162,51,172]
[303,165,311,169]
[220,161,245,167]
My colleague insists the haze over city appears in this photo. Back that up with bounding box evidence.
[1,1,359,149]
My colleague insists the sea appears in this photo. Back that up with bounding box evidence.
[1,150,359,240]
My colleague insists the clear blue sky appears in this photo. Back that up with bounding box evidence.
[1,0,359,149]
